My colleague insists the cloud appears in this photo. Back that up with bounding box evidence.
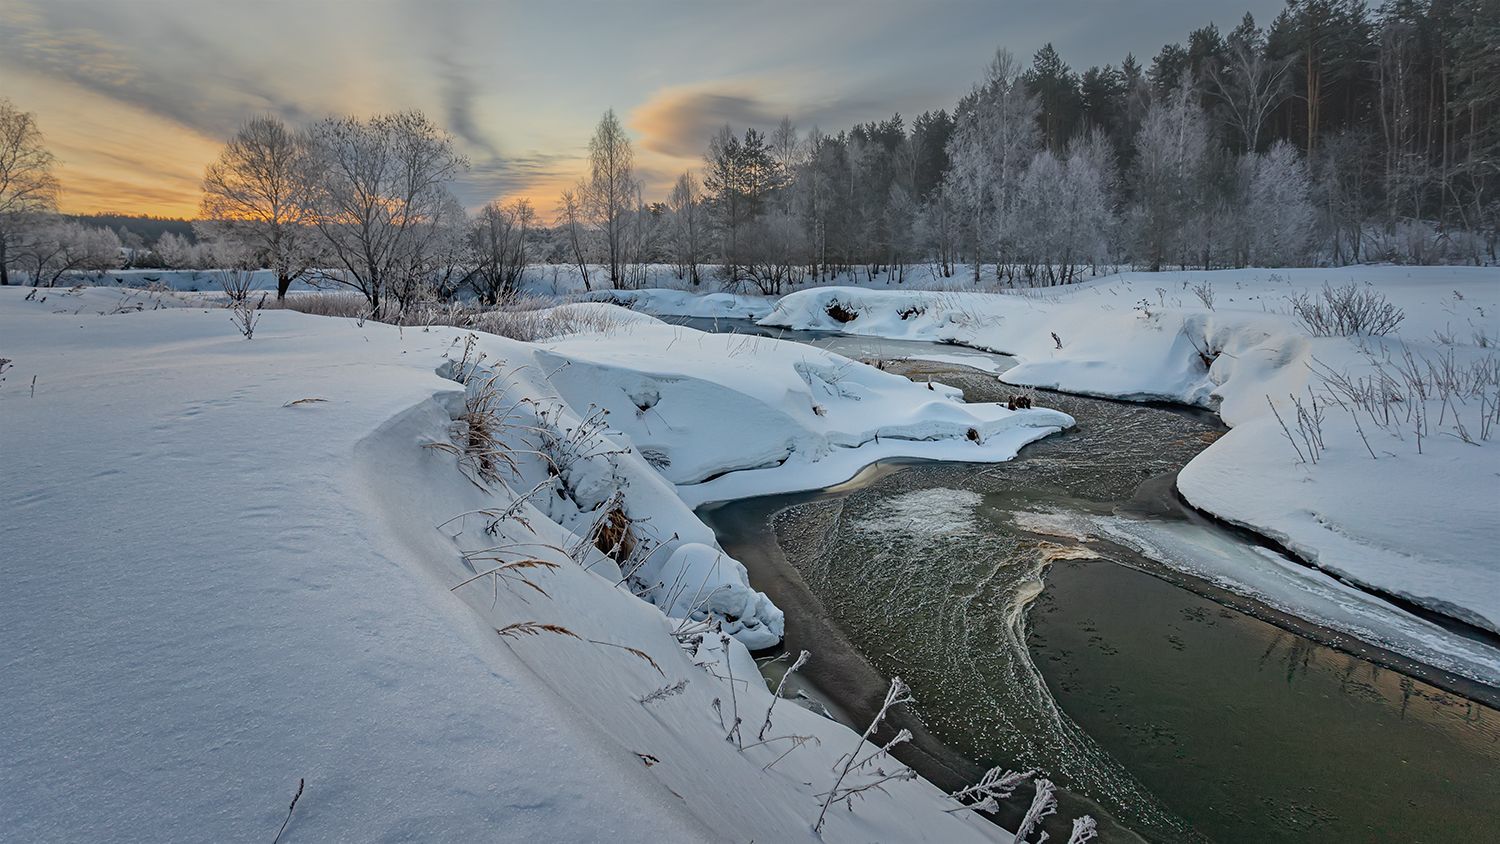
[452,150,582,211]
[0,0,310,141]
[629,85,784,159]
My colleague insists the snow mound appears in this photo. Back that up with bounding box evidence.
[582,287,777,319]
[539,320,1073,505]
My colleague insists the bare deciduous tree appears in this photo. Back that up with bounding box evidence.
[0,98,59,286]
[666,171,704,285]
[302,112,466,318]
[582,109,636,287]
[198,115,318,300]
[470,198,534,304]
[557,188,592,291]
[1208,17,1291,155]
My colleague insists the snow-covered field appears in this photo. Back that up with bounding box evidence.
[754,266,1500,645]
[0,284,1073,841]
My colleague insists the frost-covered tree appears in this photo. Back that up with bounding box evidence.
[582,109,636,287]
[923,184,959,277]
[667,171,705,285]
[20,221,121,287]
[1245,141,1315,265]
[1013,150,1066,280]
[882,183,920,282]
[742,207,805,294]
[303,111,467,318]
[198,115,318,299]
[1061,132,1119,279]
[944,49,1040,281]
[1130,74,1214,270]
[469,199,533,305]
[0,98,59,286]
[153,231,209,269]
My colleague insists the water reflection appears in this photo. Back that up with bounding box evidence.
[760,382,1500,841]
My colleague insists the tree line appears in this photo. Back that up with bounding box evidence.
[647,0,1497,292]
[0,0,1492,306]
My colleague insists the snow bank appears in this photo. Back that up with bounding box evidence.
[0,287,1026,842]
[0,282,200,314]
[581,287,777,320]
[538,320,1072,506]
[762,267,1500,637]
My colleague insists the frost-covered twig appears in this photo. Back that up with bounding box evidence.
[721,634,743,748]
[814,676,913,834]
[1012,778,1057,843]
[757,649,809,741]
[638,678,689,705]
[761,734,822,771]
[1266,395,1307,464]
[1067,815,1099,843]
[944,766,1036,813]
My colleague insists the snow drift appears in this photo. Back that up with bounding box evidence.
[1,285,1059,842]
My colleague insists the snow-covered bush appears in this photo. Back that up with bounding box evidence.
[1289,282,1405,336]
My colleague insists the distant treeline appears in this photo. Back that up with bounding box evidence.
[66,214,197,248]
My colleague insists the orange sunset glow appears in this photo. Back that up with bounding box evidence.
[1,0,1285,219]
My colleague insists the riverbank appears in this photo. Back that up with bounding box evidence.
[701,358,1500,842]
[667,312,1500,690]
[755,267,1500,642]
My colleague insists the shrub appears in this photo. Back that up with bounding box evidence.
[1290,282,1405,337]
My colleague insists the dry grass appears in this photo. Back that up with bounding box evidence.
[264,291,372,318]
[586,638,665,676]
[268,291,629,342]
[451,557,562,599]
[825,300,859,323]
[592,501,637,564]
[497,621,580,640]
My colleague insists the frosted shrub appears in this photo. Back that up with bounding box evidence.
[1290,282,1404,337]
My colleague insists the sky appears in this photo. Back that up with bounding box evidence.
[0,0,1284,219]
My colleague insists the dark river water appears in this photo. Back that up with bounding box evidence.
[678,318,1500,843]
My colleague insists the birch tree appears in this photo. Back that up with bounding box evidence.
[1130,75,1213,270]
[583,109,635,287]
[1209,15,1291,154]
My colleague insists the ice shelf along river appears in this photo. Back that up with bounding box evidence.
[674,317,1500,844]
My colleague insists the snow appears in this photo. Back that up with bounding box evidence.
[1090,515,1500,684]
[761,267,1500,641]
[0,286,1027,842]
[581,287,777,319]
[537,320,1071,506]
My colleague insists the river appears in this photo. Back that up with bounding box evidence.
[671,317,1500,842]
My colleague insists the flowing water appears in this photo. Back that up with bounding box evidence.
[685,318,1500,842]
